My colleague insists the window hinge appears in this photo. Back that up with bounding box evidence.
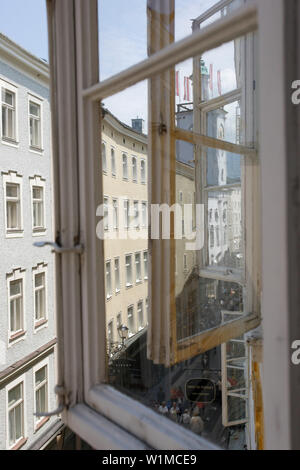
[33,240,84,254]
[34,385,69,418]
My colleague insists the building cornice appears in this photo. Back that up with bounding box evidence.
[103,109,148,145]
[0,33,49,85]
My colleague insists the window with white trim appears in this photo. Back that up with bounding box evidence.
[122,153,128,179]
[132,156,137,182]
[141,159,146,183]
[105,261,112,299]
[141,201,147,228]
[114,257,120,293]
[103,196,108,230]
[34,363,49,426]
[32,186,44,230]
[7,379,25,448]
[102,142,107,172]
[1,86,16,142]
[143,251,148,280]
[133,200,139,228]
[127,305,134,337]
[3,172,23,237]
[125,254,132,287]
[123,199,129,229]
[137,301,144,331]
[29,99,42,150]
[46,0,299,452]
[111,147,116,176]
[33,264,47,327]
[135,252,141,283]
[113,198,118,230]
[9,279,24,336]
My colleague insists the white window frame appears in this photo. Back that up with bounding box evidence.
[143,251,148,280]
[102,141,107,173]
[125,254,133,287]
[105,260,112,300]
[32,263,48,331]
[33,358,50,430]
[122,153,128,180]
[123,199,129,229]
[141,201,147,228]
[140,159,146,184]
[0,79,19,146]
[133,200,139,228]
[46,0,298,452]
[6,374,26,450]
[112,198,118,230]
[111,147,116,176]
[103,196,109,231]
[114,257,120,293]
[127,305,135,337]
[28,93,43,153]
[137,300,144,331]
[3,171,23,238]
[132,156,137,182]
[135,252,142,284]
[7,268,26,345]
[29,175,46,236]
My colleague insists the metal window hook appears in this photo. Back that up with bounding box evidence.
[33,240,84,255]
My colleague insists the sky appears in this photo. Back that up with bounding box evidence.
[0,0,237,128]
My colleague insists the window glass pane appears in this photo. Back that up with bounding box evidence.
[30,102,40,116]
[10,279,21,296]
[8,384,22,406]
[206,149,242,187]
[6,183,18,198]
[3,89,14,106]
[206,101,242,145]
[35,366,46,386]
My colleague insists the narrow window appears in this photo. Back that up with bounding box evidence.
[141,202,147,228]
[127,306,134,336]
[125,255,132,287]
[29,101,41,149]
[2,88,16,141]
[103,197,108,231]
[32,186,44,229]
[113,198,118,230]
[8,382,24,446]
[137,301,143,330]
[123,199,129,229]
[35,366,48,423]
[132,157,137,182]
[102,142,107,172]
[106,261,112,299]
[111,148,116,176]
[34,272,46,323]
[9,279,24,335]
[135,253,141,283]
[141,159,146,184]
[122,154,128,179]
[114,258,120,292]
[134,201,139,228]
[144,251,148,280]
[6,183,21,230]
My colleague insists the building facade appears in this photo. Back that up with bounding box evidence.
[0,34,58,450]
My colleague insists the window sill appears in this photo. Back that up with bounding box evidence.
[6,229,24,239]
[29,146,44,154]
[34,318,48,331]
[2,137,19,148]
[10,437,27,450]
[136,279,142,284]
[9,329,26,343]
[106,295,112,301]
[115,289,120,295]
[35,416,50,432]
[125,284,133,289]
[85,385,219,450]
[33,228,47,237]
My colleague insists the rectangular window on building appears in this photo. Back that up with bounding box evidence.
[29,100,41,149]
[122,154,128,179]
[6,183,21,231]
[111,148,116,176]
[108,321,113,345]
[102,142,107,172]
[141,201,147,228]
[9,279,24,335]
[125,255,132,287]
[114,258,120,293]
[8,382,24,447]
[137,301,143,331]
[34,365,48,425]
[134,201,139,228]
[103,196,109,230]
[135,253,141,283]
[127,306,134,337]
[34,272,46,324]
[124,199,129,229]
[113,198,118,230]
[143,251,148,280]
[32,186,44,230]
[106,261,112,299]
[117,312,122,330]
[132,157,137,182]
[141,159,146,184]
[2,88,16,141]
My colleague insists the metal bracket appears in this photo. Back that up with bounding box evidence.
[34,385,68,418]
[34,240,84,254]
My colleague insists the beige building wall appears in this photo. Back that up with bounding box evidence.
[101,112,148,347]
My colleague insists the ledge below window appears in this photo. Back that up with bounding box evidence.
[9,329,26,343]
[11,437,28,450]
[35,416,50,433]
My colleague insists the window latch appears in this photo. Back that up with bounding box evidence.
[34,385,68,418]
[33,240,84,254]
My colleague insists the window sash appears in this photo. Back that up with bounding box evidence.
[29,101,41,148]
[46,0,262,451]
[6,183,21,230]
[2,89,16,140]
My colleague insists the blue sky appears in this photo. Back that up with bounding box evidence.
[0,1,235,126]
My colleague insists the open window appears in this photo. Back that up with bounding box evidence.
[45,0,299,451]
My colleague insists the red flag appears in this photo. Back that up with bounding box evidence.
[209,64,213,91]
[217,70,222,95]
[175,71,180,97]
[184,77,190,101]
